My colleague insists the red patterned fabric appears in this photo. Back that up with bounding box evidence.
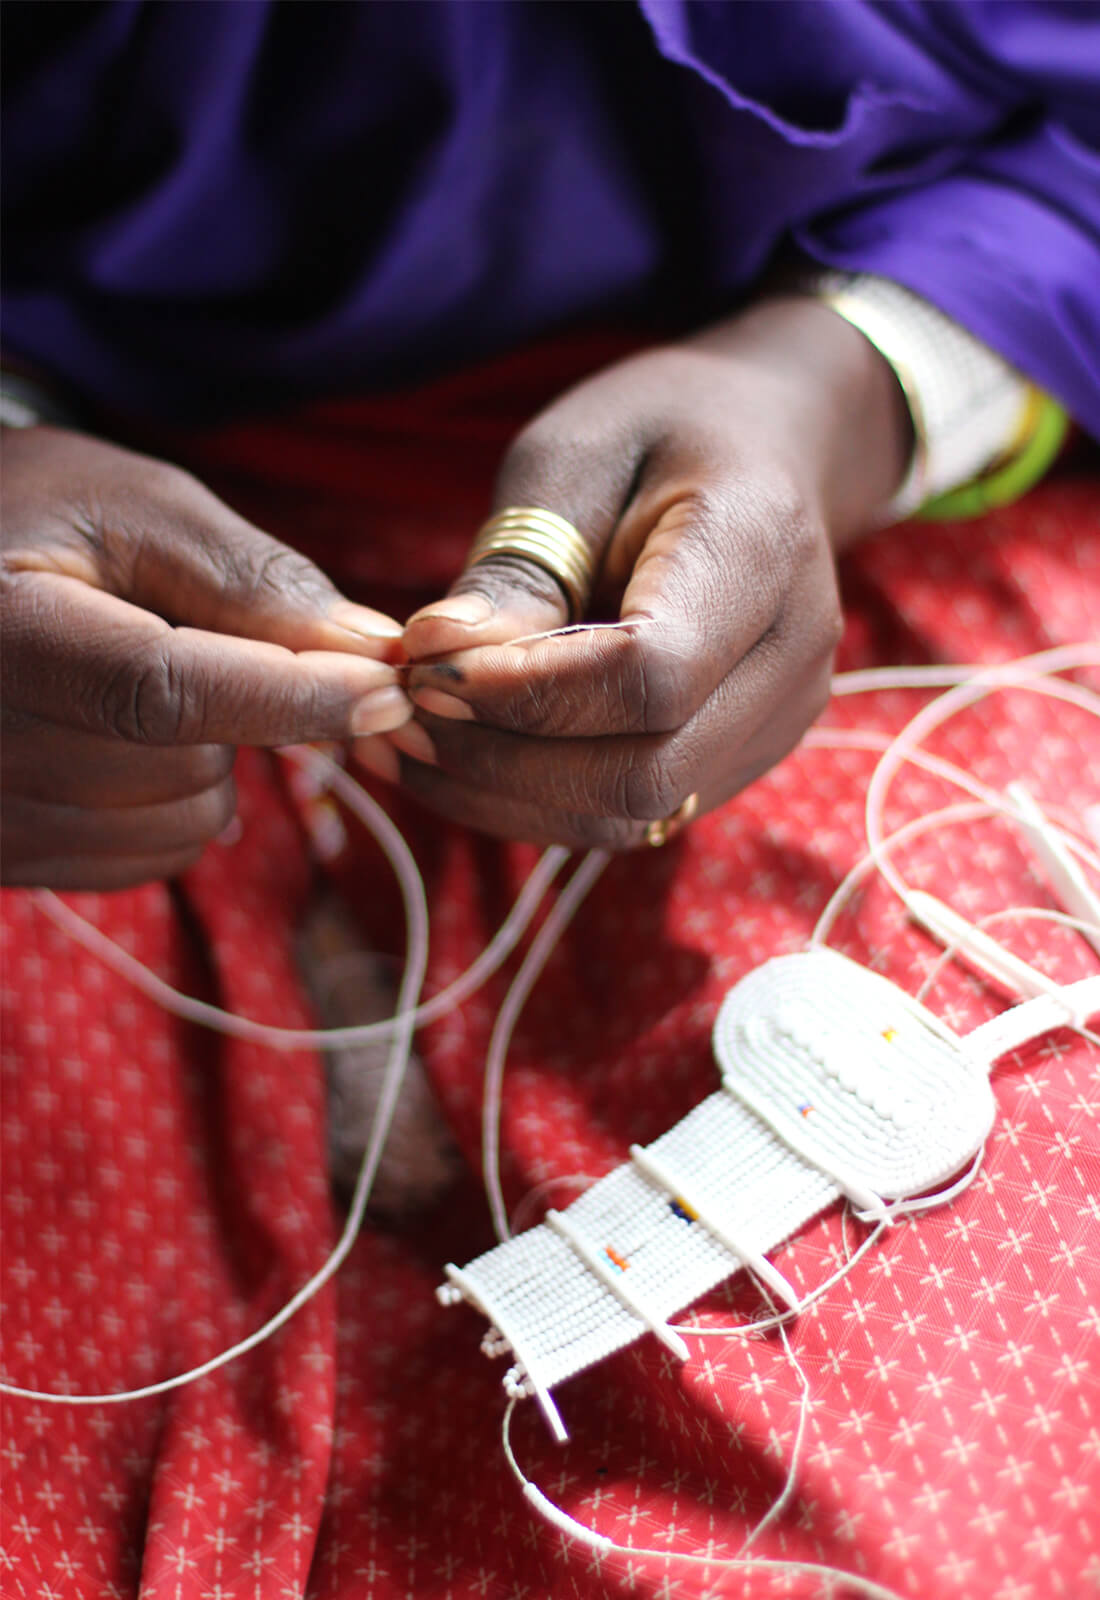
[2,350,1099,1599]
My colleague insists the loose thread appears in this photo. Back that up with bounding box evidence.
[499,1398,906,1600]
[861,646,1100,911]
[2,745,430,1406]
[482,848,610,1243]
[736,1283,810,1555]
[32,803,571,1053]
[503,618,643,649]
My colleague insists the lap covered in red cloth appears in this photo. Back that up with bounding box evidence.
[2,351,1098,1599]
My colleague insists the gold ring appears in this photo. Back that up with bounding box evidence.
[464,506,595,621]
[644,792,699,848]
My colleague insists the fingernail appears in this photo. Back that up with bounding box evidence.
[387,720,438,765]
[425,660,464,683]
[416,594,494,628]
[410,687,476,722]
[349,685,413,736]
[352,736,401,784]
[330,600,405,640]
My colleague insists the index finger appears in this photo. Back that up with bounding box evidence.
[5,573,410,746]
[407,614,725,739]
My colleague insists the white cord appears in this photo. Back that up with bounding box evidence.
[32,754,571,1054]
[862,646,1100,908]
[482,849,609,1241]
[499,1398,906,1600]
[0,745,429,1405]
[804,726,1100,878]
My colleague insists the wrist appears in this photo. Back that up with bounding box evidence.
[691,297,913,550]
[797,273,1064,526]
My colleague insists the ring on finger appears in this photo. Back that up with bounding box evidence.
[464,506,595,622]
[644,791,699,848]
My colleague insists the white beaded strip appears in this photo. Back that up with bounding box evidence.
[441,1262,568,1442]
[718,1072,889,1224]
[813,272,1035,520]
[627,1142,801,1311]
[543,1208,691,1362]
[443,945,1011,1430]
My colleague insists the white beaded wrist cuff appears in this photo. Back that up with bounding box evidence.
[0,370,80,431]
[812,273,1036,522]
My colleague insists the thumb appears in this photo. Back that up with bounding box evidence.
[402,416,640,660]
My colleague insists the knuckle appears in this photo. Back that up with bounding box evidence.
[782,567,843,666]
[819,592,845,654]
[807,675,832,725]
[147,458,203,504]
[742,465,817,560]
[188,744,236,791]
[495,416,636,538]
[493,673,581,739]
[619,751,686,823]
[725,471,823,611]
[221,541,332,613]
[593,641,650,736]
[565,812,640,853]
[637,641,698,734]
[804,657,836,724]
[164,844,206,878]
[497,424,558,491]
[100,643,190,745]
[498,419,615,507]
[460,555,565,616]
[774,477,818,550]
[187,777,238,843]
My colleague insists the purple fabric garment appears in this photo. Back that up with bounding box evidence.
[3,0,1099,434]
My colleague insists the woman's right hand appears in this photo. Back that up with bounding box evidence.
[1,425,410,889]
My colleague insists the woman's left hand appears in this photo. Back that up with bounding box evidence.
[358,297,911,849]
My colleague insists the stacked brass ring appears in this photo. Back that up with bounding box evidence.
[464,506,595,622]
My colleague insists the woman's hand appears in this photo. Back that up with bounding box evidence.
[1,426,409,888]
[359,297,911,848]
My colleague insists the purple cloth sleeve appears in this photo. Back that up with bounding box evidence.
[3,0,1099,435]
[641,0,1100,436]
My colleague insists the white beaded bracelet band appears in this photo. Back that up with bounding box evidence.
[0,369,82,430]
[809,273,1040,522]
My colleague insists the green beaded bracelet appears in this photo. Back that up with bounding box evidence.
[916,392,1069,521]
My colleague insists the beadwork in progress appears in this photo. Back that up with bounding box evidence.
[440,948,1096,1442]
[3,641,1098,1600]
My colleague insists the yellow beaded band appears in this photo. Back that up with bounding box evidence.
[465,506,596,621]
[916,390,1068,521]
